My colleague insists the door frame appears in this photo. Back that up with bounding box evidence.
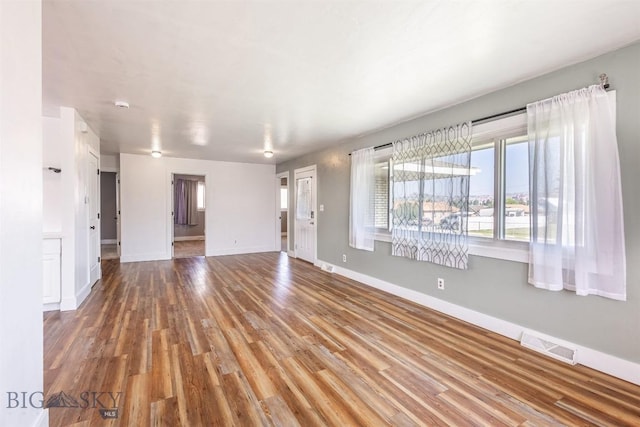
[100,164,120,257]
[88,147,101,284]
[276,171,289,254]
[168,170,209,258]
[293,165,317,263]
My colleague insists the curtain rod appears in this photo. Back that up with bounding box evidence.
[350,74,612,155]
[363,107,527,153]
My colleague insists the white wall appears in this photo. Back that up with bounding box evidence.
[43,116,63,233]
[0,1,45,426]
[43,107,100,311]
[120,154,277,262]
[100,153,119,172]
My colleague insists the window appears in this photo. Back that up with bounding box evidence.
[197,181,205,210]
[469,115,530,244]
[374,159,390,230]
[280,188,288,210]
[373,113,530,261]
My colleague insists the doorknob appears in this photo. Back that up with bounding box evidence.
[310,222,315,225]
[90,226,95,230]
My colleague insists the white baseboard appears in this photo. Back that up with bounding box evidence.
[76,280,92,308]
[121,252,171,263]
[43,302,60,312]
[101,239,117,244]
[209,245,276,257]
[32,409,49,427]
[60,279,94,311]
[59,295,77,311]
[174,236,205,242]
[287,250,296,258]
[318,259,640,386]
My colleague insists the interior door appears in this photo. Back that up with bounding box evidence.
[116,172,121,257]
[88,152,101,284]
[294,166,316,263]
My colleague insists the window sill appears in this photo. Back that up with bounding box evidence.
[468,239,528,263]
[374,233,528,263]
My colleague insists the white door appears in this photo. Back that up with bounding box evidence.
[170,175,175,258]
[115,172,121,257]
[294,166,316,263]
[88,152,101,284]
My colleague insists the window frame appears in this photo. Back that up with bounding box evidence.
[373,147,393,238]
[373,113,530,263]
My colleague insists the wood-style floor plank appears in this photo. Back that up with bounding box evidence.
[44,253,640,426]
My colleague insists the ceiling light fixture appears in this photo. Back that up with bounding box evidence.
[151,150,162,158]
[114,100,130,109]
[263,150,274,158]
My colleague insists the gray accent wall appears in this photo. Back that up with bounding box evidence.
[277,42,640,363]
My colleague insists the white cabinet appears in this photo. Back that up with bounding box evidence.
[43,237,61,309]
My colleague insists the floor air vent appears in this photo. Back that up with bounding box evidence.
[520,331,577,365]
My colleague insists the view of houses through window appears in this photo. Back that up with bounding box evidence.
[374,124,531,244]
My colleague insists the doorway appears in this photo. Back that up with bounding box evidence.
[173,174,206,258]
[277,172,289,253]
[100,171,119,260]
[294,165,317,263]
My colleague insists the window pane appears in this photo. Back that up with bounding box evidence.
[197,181,205,210]
[280,188,288,210]
[504,135,530,241]
[374,161,389,229]
[468,143,495,238]
[296,177,312,220]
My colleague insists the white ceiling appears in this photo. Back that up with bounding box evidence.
[43,1,640,164]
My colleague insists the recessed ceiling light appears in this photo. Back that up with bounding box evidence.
[114,100,130,109]
[151,151,162,158]
[263,150,274,158]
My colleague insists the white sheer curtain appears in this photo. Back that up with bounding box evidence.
[349,147,375,251]
[527,85,626,300]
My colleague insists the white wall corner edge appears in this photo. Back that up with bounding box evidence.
[59,279,93,311]
[319,259,640,386]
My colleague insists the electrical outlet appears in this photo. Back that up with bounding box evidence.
[342,254,347,263]
[437,278,445,290]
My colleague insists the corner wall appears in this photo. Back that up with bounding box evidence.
[276,43,640,366]
[0,1,45,425]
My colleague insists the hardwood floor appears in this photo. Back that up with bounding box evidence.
[173,240,205,258]
[44,253,640,426]
[101,243,119,260]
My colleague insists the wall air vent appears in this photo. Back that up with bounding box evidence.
[520,331,577,365]
[321,264,335,273]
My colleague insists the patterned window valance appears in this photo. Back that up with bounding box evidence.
[391,122,472,269]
